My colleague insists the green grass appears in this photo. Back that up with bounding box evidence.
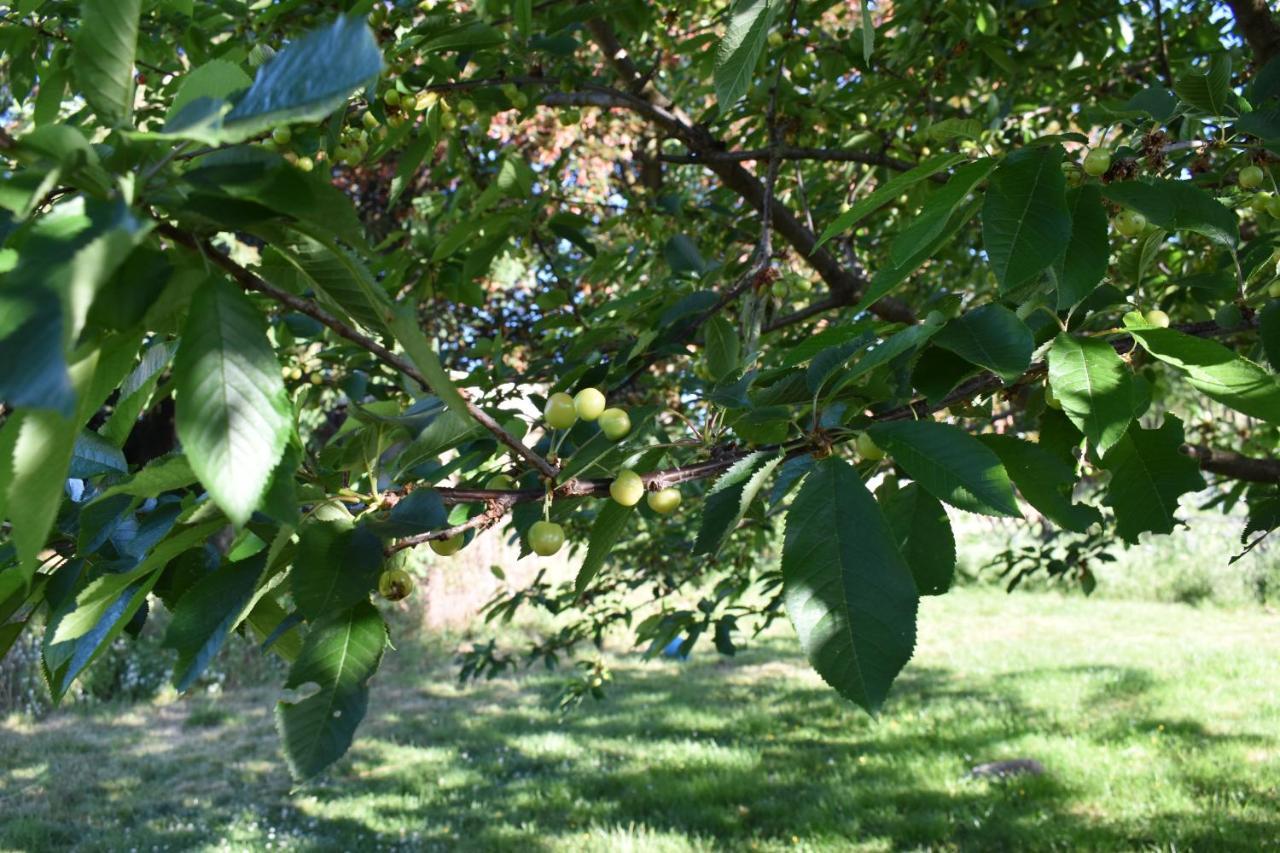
[4,588,1280,851]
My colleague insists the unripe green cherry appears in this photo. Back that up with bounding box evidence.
[598,407,631,441]
[528,520,565,556]
[1114,209,1146,238]
[1239,165,1265,190]
[271,127,292,146]
[1269,280,1280,299]
[855,432,885,461]
[1144,309,1171,328]
[1269,196,1280,219]
[384,89,401,107]
[429,533,464,556]
[295,155,314,172]
[363,111,380,130]
[1251,192,1273,215]
[609,469,645,506]
[574,387,606,421]
[1215,303,1242,329]
[1082,147,1111,177]
[485,473,515,490]
[378,568,414,601]
[647,487,682,514]
[544,392,578,430]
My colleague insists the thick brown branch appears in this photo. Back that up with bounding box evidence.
[155,223,560,481]
[1227,0,1280,67]
[1181,444,1280,483]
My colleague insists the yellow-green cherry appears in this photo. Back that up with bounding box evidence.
[271,126,292,146]
[574,388,606,421]
[1144,309,1171,328]
[544,392,578,430]
[1114,209,1146,238]
[1269,280,1280,299]
[1239,165,1265,190]
[485,473,514,490]
[598,407,631,441]
[609,470,645,506]
[528,520,565,556]
[855,432,885,461]
[429,533,464,556]
[1082,147,1111,177]
[378,569,414,601]
[646,488,682,514]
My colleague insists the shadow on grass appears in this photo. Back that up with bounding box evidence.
[3,643,1278,852]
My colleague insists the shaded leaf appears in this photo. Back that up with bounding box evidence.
[782,457,917,713]
[174,278,291,526]
[1100,417,1205,543]
[866,420,1020,517]
[275,601,386,781]
[982,145,1070,291]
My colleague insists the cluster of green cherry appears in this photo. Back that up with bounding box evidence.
[381,389,680,587]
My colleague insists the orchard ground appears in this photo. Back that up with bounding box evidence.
[3,569,1280,851]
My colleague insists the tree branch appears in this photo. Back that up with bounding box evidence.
[387,321,1277,550]
[155,223,560,481]
[1227,0,1280,67]
[657,146,924,174]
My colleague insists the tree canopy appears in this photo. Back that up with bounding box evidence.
[1,0,1279,781]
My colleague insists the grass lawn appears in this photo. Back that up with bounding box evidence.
[3,587,1280,852]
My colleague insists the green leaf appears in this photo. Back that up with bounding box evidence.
[1100,417,1205,543]
[866,420,1020,517]
[74,0,140,127]
[164,552,268,692]
[576,501,634,595]
[978,435,1102,533]
[174,277,291,526]
[829,322,943,394]
[0,286,74,416]
[69,430,127,478]
[704,315,741,381]
[932,304,1033,382]
[982,145,1071,291]
[91,454,196,503]
[877,481,954,595]
[291,519,384,621]
[714,0,780,112]
[1101,180,1237,248]
[389,308,473,425]
[364,489,448,539]
[394,408,484,476]
[853,196,981,314]
[167,59,253,120]
[44,574,157,702]
[100,341,177,447]
[1053,184,1110,309]
[782,457,917,713]
[1046,334,1137,456]
[692,451,782,555]
[817,153,967,249]
[222,16,383,141]
[265,237,394,333]
[275,600,386,781]
[1173,54,1233,116]
[1124,321,1280,424]
[889,158,995,267]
